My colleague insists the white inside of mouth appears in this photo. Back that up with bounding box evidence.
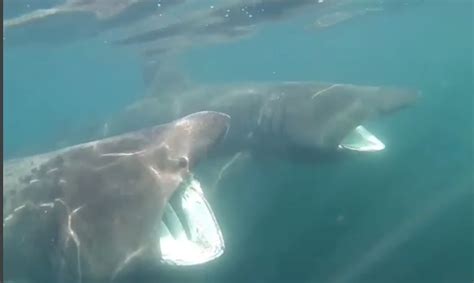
[159,179,224,266]
[339,125,385,152]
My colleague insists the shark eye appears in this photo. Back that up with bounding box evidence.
[177,157,189,169]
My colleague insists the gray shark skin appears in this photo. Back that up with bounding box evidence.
[104,82,419,162]
[3,111,230,283]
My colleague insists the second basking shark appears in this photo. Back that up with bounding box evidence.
[102,81,420,162]
[3,111,230,283]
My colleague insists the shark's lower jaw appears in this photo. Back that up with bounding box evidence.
[159,179,224,266]
[339,125,385,152]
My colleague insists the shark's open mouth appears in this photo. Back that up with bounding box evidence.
[339,125,385,152]
[158,178,224,266]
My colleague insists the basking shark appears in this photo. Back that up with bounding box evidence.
[3,111,230,283]
[103,81,420,162]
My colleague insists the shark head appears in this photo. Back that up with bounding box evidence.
[3,111,230,282]
[276,83,420,153]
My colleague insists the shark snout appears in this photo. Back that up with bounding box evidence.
[376,87,421,114]
[192,111,231,143]
[176,111,230,154]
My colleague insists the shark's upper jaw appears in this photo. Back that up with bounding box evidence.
[338,125,385,152]
[158,177,224,266]
[153,111,227,266]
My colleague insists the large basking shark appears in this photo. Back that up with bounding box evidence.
[3,111,230,283]
[103,81,420,162]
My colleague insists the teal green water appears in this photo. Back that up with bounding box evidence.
[3,1,473,283]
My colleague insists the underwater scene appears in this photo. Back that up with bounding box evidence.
[3,0,473,282]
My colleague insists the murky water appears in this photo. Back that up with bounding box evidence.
[3,1,473,282]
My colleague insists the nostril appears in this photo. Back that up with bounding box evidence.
[178,157,189,168]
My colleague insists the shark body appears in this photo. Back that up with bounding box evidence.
[3,111,230,283]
